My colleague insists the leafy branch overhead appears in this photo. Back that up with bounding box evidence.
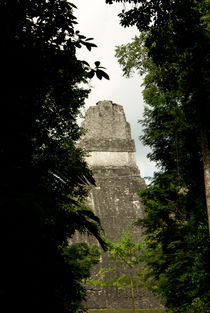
[83,61,110,80]
[74,32,109,80]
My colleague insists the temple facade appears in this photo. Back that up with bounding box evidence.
[76,100,161,309]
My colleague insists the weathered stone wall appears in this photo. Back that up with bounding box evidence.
[76,101,162,309]
[80,101,132,142]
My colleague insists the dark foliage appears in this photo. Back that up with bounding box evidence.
[111,0,210,311]
[0,1,108,312]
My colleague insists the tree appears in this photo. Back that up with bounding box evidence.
[112,2,210,311]
[106,0,210,235]
[0,1,108,312]
[87,231,144,313]
[62,242,100,310]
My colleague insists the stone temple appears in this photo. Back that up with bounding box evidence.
[77,100,161,309]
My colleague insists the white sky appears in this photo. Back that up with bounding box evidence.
[75,0,156,181]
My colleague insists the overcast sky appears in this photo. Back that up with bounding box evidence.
[75,0,156,181]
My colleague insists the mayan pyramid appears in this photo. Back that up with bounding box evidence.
[77,100,161,309]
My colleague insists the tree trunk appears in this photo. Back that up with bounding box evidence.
[201,129,210,236]
[130,270,136,313]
